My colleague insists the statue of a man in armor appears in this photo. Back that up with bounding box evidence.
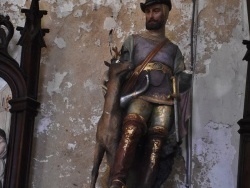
[109,0,191,187]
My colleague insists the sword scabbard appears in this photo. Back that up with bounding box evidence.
[171,76,180,142]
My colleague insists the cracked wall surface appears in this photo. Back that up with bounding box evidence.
[1,0,249,187]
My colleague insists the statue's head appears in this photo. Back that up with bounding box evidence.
[140,0,172,31]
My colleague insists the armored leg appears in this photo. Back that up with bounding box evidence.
[138,105,173,188]
[110,113,146,188]
[138,126,168,188]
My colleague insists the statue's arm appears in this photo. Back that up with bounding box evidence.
[174,47,192,93]
[174,47,185,74]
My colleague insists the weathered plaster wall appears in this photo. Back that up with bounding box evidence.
[1,0,249,187]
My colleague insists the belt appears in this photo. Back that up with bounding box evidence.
[143,62,173,75]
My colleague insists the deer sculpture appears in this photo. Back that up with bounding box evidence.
[90,59,149,188]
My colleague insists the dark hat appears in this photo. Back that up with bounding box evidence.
[140,0,172,12]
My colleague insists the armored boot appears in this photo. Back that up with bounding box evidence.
[110,114,146,188]
[138,126,167,188]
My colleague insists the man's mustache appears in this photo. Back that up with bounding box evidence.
[147,19,158,23]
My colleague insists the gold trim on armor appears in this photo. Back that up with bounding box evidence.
[148,126,168,137]
[150,139,161,169]
[123,125,137,151]
[139,95,174,105]
[123,113,146,127]
[123,113,147,135]
[143,62,173,75]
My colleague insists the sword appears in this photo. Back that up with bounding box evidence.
[185,0,198,187]
[171,76,180,143]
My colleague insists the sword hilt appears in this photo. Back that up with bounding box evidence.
[171,76,180,99]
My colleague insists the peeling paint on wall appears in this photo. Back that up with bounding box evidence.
[73,9,83,18]
[1,0,25,6]
[67,142,77,150]
[37,117,52,134]
[46,72,68,96]
[193,122,236,188]
[103,17,117,31]
[54,37,67,49]
[79,21,93,32]
[83,79,99,92]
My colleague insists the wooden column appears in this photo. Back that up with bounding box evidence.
[0,1,49,187]
[237,1,250,187]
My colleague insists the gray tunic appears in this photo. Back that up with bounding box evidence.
[120,34,185,105]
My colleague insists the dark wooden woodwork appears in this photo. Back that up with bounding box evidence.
[0,0,48,187]
[237,1,250,187]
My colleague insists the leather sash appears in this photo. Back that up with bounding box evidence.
[122,38,168,94]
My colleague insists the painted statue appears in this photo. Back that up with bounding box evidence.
[91,0,192,187]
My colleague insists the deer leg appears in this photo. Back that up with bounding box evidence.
[90,143,105,188]
[105,138,121,187]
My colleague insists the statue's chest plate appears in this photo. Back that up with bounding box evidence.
[133,35,177,69]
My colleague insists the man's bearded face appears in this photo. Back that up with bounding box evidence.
[145,4,168,30]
